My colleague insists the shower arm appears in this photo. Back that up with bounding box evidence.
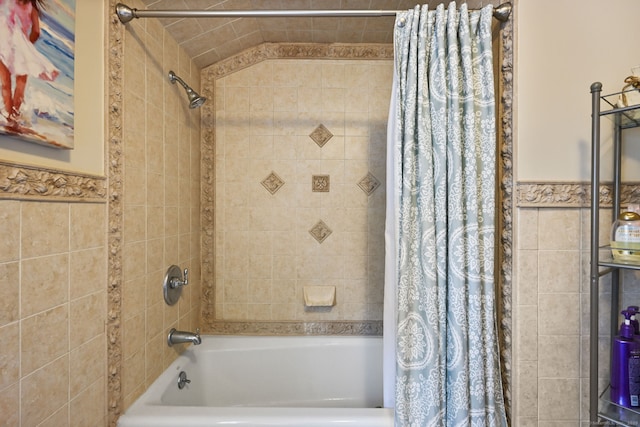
[116,2,512,23]
[168,71,189,91]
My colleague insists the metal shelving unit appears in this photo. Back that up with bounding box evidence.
[590,82,640,425]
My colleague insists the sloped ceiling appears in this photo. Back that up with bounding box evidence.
[139,0,497,69]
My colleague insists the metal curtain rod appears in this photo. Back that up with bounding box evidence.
[115,2,512,23]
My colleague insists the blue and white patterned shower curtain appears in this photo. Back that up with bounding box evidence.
[383,3,507,426]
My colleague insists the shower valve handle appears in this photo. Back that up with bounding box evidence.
[170,268,189,288]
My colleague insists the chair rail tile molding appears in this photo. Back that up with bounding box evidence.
[516,182,640,207]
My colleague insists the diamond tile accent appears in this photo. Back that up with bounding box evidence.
[357,172,380,196]
[312,175,330,192]
[261,171,285,195]
[309,124,333,147]
[309,220,332,244]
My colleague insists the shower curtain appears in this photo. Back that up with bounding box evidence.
[383,3,507,426]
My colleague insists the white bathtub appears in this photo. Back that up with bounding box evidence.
[117,335,393,427]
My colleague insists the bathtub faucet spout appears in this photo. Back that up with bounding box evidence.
[168,328,201,346]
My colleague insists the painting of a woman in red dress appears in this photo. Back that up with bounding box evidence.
[0,0,75,149]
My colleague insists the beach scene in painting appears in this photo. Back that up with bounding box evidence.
[0,0,75,149]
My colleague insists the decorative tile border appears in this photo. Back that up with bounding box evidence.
[206,320,383,336]
[0,160,107,202]
[107,0,125,424]
[516,182,640,208]
[498,13,514,419]
[203,43,395,81]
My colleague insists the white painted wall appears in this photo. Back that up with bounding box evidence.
[516,0,640,182]
[0,2,105,176]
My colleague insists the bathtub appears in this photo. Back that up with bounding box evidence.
[117,335,393,427]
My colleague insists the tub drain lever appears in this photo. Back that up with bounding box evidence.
[178,371,190,389]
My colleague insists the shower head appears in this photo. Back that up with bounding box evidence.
[168,70,206,109]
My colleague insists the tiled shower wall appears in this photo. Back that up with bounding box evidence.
[213,59,392,322]
[119,13,201,411]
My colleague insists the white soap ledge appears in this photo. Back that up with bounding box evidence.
[303,286,336,307]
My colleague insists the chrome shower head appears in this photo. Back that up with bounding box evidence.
[168,70,206,109]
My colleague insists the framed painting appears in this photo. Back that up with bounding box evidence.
[0,0,75,149]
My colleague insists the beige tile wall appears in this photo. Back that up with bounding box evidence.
[514,206,625,425]
[120,9,202,410]
[213,58,391,322]
[0,200,107,426]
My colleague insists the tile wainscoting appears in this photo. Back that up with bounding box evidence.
[514,181,640,425]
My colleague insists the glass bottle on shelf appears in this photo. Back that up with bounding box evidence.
[611,205,640,264]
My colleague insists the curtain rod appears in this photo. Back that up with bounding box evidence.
[115,2,512,24]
